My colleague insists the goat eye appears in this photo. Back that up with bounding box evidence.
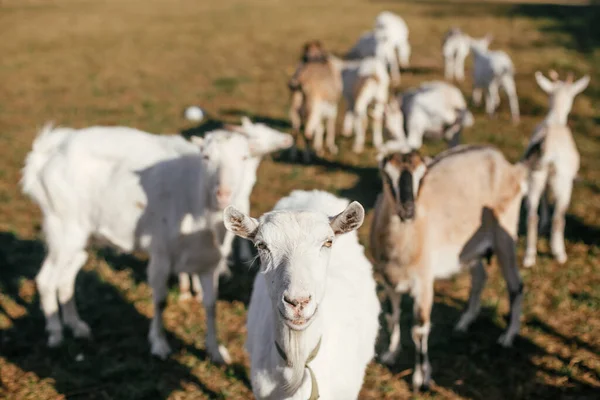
[322,239,333,248]
[256,242,268,251]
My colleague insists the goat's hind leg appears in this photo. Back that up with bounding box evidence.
[495,227,523,347]
[524,169,548,267]
[58,248,91,339]
[548,173,573,264]
[455,260,487,332]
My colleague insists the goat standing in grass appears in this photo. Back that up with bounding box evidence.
[224,190,380,399]
[178,117,293,301]
[522,70,589,267]
[21,124,290,364]
[371,142,538,391]
[288,42,343,162]
[384,81,474,150]
[470,35,520,124]
[442,27,471,82]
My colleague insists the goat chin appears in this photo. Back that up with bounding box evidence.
[278,324,309,395]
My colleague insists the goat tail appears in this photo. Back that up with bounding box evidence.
[21,123,72,204]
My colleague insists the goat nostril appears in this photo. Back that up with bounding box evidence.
[283,295,298,307]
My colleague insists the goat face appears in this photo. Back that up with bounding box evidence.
[223,202,364,331]
[380,150,427,221]
[469,34,492,54]
[199,133,250,210]
[301,40,327,63]
[236,117,294,157]
[535,71,590,121]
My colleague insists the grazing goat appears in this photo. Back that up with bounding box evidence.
[470,35,520,124]
[371,142,536,390]
[522,70,589,267]
[224,190,380,400]
[289,43,343,162]
[442,27,471,81]
[340,57,391,153]
[178,117,293,301]
[21,123,289,364]
[384,81,474,149]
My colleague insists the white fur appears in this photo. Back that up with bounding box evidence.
[346,27,401,86]
[375,11,411,68]
[225,190,380,399]
[470,35,520,123]
[21,119,292,364]
[385,81,474,149]
[340,57,390,153]
[442,28,471,81]
[523,71,589,267]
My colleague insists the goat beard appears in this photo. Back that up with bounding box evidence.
[278,324,309,395]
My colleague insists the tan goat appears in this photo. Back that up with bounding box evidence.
[288,41,343,162]
[523,70,590,267]
[370,143,538,391]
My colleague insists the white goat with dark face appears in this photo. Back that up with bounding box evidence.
[442,27,471,81]
[470,35,520,124]
[523,70,589,267]
[21,123,290,364]
[178,117,293,301]
[224,190,380,400]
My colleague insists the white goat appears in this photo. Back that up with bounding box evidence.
[178,117,294,301]
[375,11,411,68]
[470,35,520,123]
[442,27,471,81]
[340,57,391,153]
[371,143,535,390]
[523,70,589,267]
[21,122,290,364]
[346,31,400,86]
[384,81,474,149]
[224,190,380,400]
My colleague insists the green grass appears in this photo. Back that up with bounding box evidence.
[0,0,599,399]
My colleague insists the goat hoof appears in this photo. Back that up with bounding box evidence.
[412,367,431,392]
[379,349,400,366]
[454,318,470,333]
[497,333,514,348]
[150,337,172,360]
[523,254,536,268]
[208,345,232,365]
[179,292,193,302]
[71,321,92,339]
[47,331,64,348]
[554,252,567,264]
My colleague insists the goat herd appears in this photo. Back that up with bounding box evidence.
[20,10,590,400]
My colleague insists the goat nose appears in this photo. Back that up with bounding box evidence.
[216,187,231,198]
[283,294,311,310]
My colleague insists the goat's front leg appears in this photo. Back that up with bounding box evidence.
[371,101,385,149]
[485,82,499,118]
[524,169,548,267]
[200,269,231,365]
[472,87,483,106]
[380,286,403,365]
[342,110,354,137]
[178,273,193,302]
[148,254,172,359]
[412,276,434,392]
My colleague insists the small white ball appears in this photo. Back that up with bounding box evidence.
[184,106,204,122]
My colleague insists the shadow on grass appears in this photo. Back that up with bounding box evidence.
[376,291,600,399]
[0,232,241,399]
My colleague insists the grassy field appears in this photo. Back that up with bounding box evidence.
[1,0,599,399]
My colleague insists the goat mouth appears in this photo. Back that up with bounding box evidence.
[278,307,318,331]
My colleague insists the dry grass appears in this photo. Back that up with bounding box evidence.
[0,0,599,399]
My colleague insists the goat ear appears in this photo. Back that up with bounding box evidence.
[535,71,554,94]
[570,75,590,96]
[190,136,204,149]
[223,206,259,239]
[330,201,364,235]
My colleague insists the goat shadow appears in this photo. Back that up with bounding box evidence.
[0,231,251,399]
